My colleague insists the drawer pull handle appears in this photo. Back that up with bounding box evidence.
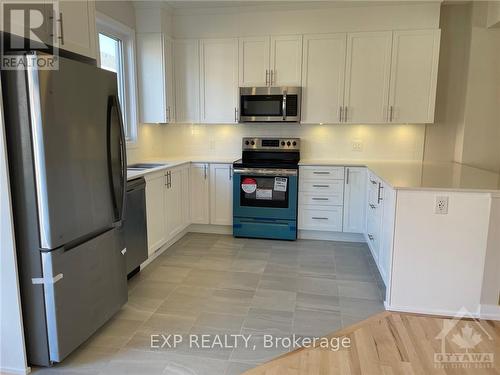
[313,171,330,175]
[369,204,376,209]
[312,184,329,188]
[370,180,378,185]
[312,217,329,220]
[368,234,374,240]
[312,197,329,201]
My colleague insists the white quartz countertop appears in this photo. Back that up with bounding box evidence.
[299,159,500,192]
[127,157,237,181]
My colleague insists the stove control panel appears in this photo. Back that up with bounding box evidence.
[242,137,300,151]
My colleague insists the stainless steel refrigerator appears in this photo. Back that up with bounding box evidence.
[1,53,128,366]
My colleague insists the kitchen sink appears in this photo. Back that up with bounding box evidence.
[127,163,167,171]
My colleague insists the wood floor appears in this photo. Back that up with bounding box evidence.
[244,311,500,375]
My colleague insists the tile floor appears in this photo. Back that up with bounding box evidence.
[32,233,386,375]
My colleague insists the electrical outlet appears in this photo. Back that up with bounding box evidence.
[435,196,449,214]
[352,140,363,152]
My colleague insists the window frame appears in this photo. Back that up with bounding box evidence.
[96,13,138,147]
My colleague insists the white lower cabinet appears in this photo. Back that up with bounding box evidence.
[210,164,233,226]
[144,171,167,256]
[165,167,185,240]
[343,167,367,233]
[144,164,190,256]
[298,166,345,232]
[190,163,210,224]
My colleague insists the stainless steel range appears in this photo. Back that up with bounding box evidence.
[232,137,300,240]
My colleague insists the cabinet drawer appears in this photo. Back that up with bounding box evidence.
[300,166,344,180]
[299,206,343,232]
[300,193,343,206]
[300,179,344,195]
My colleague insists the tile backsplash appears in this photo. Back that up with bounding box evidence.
[128,123,425,163]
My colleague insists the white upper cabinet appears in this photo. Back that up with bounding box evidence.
[164,37,176,123]
[174,39,200,123]
[137,33,174,124]
[239,36,270,87]
[388,29,441,124]
[301,33,347,124]
[190,163,210,224]
[199,38,239,123]
[343,167,367,233]
[344,31,392,123]
[57,1,97,58]
[210,164,233,226]
[270,35,303,86]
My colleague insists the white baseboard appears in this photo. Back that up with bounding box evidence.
[0,366,30,374]
[386,304,482,319]
[480,304,500,321]
[298,230,365,242]
[188,224,232,235]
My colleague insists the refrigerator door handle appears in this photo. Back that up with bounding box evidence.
[107,95,127,227]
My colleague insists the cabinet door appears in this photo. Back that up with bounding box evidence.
[164,36,176,123]
[344,31,392,123]
[165,168,184,240]
[379,183,396,287]
[210,164,233,226]
[343,167,366,233]
[301,33,346,124]
[57,0,96,58]
[190,163,210,224]
[389,29,441,124]
[270,35,303,86]
[137,33,167,123]
[174,39,200,123]
[200,38,238,123]
[145,172,167,255]
[181,165,190,227]
[239,36,270,87]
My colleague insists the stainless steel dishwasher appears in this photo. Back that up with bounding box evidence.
[123,177,148,277]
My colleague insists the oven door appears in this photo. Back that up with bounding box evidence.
[233,168,298,220]
[239,87,301,122]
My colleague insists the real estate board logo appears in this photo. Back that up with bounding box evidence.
[1,1,59,70]
[434,308,495,369]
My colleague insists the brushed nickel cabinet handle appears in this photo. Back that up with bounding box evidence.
[265,69,269,86]
[313,171,330,175]
[339,106,343,123]
[312,217,329,220]
[312,197,329,201]
[312,184,329,188]
[58,12,65,45]
[389,105,394,122]
[346,168,350,185]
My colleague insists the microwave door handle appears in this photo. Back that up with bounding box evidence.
[282,90,287,121]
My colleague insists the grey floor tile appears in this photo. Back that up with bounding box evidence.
[142,312,196,334]
[204,288,254,315]
[128,280,177,300]
[161,352,228,375]
[242,308,293,336]
[338,296,385,319]
[230,333,289,365]
[298,277,339,296]
[296,292,340,312]
[183,269,229,288]
[337,280,382,301]
[230,259,267,273]
[293,308,342,337]
[145,265,192,283]
[251,289,296,312]
[218,272,261,291]
[195,312,246,331]
[259,274,298,292]
[225,361,255,375]
[195,255,234,271]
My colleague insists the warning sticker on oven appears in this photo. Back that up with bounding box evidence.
[256,189,273,200]
[241,178,257,194]
[274,177,288,192]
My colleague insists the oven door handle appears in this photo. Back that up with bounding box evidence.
[233,168,297,176]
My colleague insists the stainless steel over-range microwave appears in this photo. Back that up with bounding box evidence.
[239,87,301,123]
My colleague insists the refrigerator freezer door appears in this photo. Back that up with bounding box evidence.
[41,227,127,362]
[27,56,125,250]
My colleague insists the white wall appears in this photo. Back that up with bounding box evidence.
[480,195,500,319]
[424,2,500,173]
[141,123,425,162]
[0,84,29,374]
[172,2,440,38]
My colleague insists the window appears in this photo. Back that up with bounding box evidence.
[96,14,138,145]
